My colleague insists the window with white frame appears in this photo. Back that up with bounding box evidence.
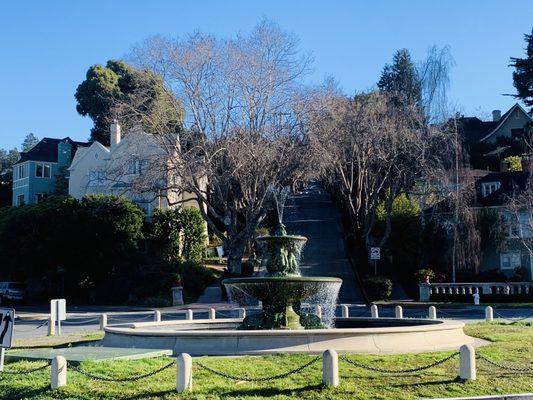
[35,163,51,178]
[35,193,46,203]
[500,252,521,270]
[128,159,147,175]
[17,194,25,206]
[16,164,27,180]
[88,170,106,186]
[481,181,501,197]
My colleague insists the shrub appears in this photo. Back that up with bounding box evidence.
[0,195,145,302]
[180,207,207,263]
[415,269,435,283]
[178,261,218,302]
[363,276,392,301]
[148,207,206,263]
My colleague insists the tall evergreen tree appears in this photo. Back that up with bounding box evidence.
[378,49,422,108]
[75,60,184,145]
[510,28,533,112]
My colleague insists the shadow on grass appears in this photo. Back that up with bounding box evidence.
[391,377,462,387]
[2,385,49,400]
[119,390,177,400]
[219,383,324,397]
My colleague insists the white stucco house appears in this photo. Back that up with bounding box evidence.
[68,122,205,216]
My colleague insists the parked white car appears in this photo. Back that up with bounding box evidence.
[0,281,26,303]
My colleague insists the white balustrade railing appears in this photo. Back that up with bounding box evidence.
[419,282,533,301]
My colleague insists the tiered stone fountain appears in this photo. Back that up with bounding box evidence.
[223,223,342,330]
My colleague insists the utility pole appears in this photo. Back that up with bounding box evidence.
[452,115,460,283]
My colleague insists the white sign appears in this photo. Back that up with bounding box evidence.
[0,308,15,348]
[370,247,381,260]
[50,299,66,321]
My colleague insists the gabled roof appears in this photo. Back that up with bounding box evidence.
[477,171,530,206]
[14,137,89,165]
[479,103,531,142]
[457,103,531,142]
[68,140,110,171]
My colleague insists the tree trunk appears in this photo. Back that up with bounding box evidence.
[226,238,247,274]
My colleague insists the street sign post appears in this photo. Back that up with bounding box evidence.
[0,308,15,372]
[369,247,381,276]
[50,299,66,335]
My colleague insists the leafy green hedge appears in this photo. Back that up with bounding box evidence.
[364,276,392,301]
[148,207,206,263]
[0,196,208,304]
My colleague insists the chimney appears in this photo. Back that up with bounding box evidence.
[492,110,501,121]
[110,120,121,149]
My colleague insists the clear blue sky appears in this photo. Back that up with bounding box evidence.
[1,0,531,150]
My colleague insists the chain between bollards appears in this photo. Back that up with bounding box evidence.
[340,352,459,374]
[194,356,321,382]
[68,360,175,382]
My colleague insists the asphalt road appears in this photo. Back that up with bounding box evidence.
[13,304,532,340]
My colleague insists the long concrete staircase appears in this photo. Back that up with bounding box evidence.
[284,185,365,303]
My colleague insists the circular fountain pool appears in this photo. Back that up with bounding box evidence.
[102,316,475,356]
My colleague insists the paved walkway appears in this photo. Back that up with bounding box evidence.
[284,186,364,303]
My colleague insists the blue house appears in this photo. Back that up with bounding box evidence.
[12,137,89,205]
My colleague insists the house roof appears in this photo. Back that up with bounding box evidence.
[14,137,90,165]
[477,171,530,206]
[457,103,531,142]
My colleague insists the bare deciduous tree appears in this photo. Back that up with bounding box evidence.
[114,20,313,273]
[309,91,442,257]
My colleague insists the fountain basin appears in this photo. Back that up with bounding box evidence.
[223,276,342,329]
[102,317,476,356]
[223,276,342,303]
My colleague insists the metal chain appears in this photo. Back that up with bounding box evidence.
[61,317,101,325]
[493,310,532,324]
[340,352,458,374]
[0,362,50,375]
[195,356,321,382]
[68,360,174,382]
[477,354,533,373]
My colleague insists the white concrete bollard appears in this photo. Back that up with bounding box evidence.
[47,317,55,336]
[238,308,246,319]
[370,305,379,318]
[209,308,216,320]
[395,305,403,319]
[100,314,107,330]
[154,310,161,322]
[341,305,349,318]
[185,309,193,320]
[459,344,476,381]
[0,348,5,372]
[315,305,322,320]
[176,353,193,393]
[428,306,437,320]
[322,349,339,387]
[485,306,493,322]
[51,356,67,389]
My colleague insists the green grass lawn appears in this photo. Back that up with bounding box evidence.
[1,323,532,399]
